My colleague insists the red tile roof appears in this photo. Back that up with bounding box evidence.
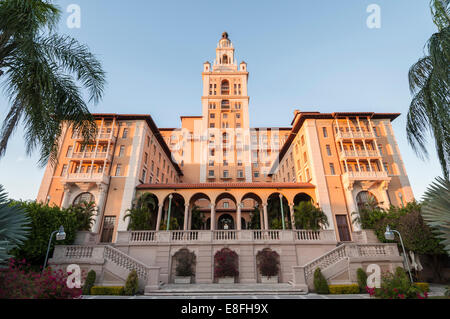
[136,182,315,189]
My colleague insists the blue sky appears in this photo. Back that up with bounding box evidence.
[0,0,443,200]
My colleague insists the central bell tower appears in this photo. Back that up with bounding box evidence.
[200,32,251,183]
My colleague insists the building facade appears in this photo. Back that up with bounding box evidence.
[42,33,412,290]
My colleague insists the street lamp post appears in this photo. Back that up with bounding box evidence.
[384,225,413,283]
[42,226,66,273]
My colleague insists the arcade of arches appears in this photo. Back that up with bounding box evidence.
[133,183,319,231]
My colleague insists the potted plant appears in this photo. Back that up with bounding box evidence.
[174,249,195,284]
[214,248,239,283]
[257,249,279,283]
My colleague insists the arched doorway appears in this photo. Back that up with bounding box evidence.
[241,192,263,230]
[189,193,211,230]
[356,191,378,211]
[218,214,234,230]
[73,192,95,205]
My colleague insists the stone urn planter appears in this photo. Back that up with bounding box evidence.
[261,276,278,284]
[218,276,235,284]
[174,276,191,284]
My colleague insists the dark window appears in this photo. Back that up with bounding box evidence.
[336,215,351,242]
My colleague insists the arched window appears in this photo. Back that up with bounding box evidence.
[73,192,95,205]
[356,191,378,211]
[221,100,230,109]
[222,54,228,64]
[221,80,229,95]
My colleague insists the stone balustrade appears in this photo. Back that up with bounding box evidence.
[117,229,337,245]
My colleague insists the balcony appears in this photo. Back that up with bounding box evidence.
[62,172,110,185]
[343,170,389,181]
[335,131,375,140]
[339,149,380,158]
[72,129,117,142]
[70,152,113,161]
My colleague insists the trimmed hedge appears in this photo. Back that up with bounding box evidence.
[329,284,360,294]
[82,270,96,295]
[90,286,124,296]
[415,282,430,293]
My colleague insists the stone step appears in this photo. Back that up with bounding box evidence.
[145,284,306,296]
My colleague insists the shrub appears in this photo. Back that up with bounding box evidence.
[90,286,124,296]
[257,249,279,278]
[367,267,428,299]
[356,268,368,293]
[124,270,139,296]
[329,284,360,294]
[10,201,79,266]
[82,270,96,295]
[214,248,239,278]
[175,249,195,277]
[313,268,329,294]
[66,201,96,231]
[415,282,430,293]
[0,258,82,299]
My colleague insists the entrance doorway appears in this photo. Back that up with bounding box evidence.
[335,215,351,242]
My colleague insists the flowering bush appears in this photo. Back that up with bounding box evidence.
[257,249,279,278]
[0,258,82,299]
[214,248,239,278]
[366,267,428,299]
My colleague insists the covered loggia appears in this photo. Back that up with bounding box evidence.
[188,192,211,230]
[240,192,263,230]
[266,192,292,230]
[214,192,237,230]
[161,193,185,230]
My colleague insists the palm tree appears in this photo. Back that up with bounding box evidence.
[293,201,329,230]
[0,0,105,166]
[406,0,450,178]
[421,176,450,254]
[190,205,205,230]
[124,193,157,230]
[66,201,97,231]
[0,185,30,265]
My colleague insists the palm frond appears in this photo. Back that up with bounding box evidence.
[0,185,30,265]
[421,176,450,254]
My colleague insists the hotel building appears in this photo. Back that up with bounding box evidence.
[43,33,412,292]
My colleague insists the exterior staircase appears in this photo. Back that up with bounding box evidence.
[291,243,404,291]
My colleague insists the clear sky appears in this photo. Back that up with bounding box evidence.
[0,0,444,201]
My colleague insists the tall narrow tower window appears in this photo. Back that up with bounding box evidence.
[222,54,228,64]
[221,80,230,95]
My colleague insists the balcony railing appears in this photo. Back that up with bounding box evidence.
[70,152,112,161]
[335,131,375,140]
[339,149,380,158]
[63,172,110,184]
[343,171,388,180]
[72,129,116,141]
[118,229,337,245]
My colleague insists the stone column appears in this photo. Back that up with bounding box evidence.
[259,207,264,230]
[183,203,189,230]
[93,183,108,233]
[61,184,72,209]
[155,204,163,231]
[210,204,216,230]
[289,203,296,230]
[263,203,269,230]
[236,202,242,230]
